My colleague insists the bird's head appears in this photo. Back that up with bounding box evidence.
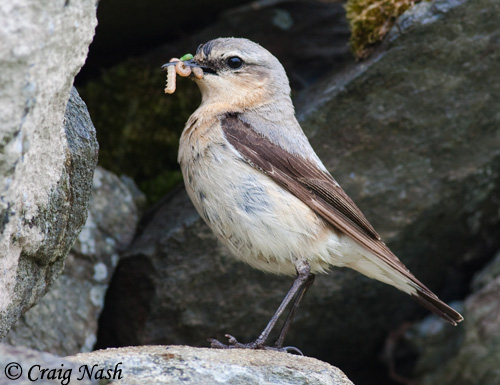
[183,38,292,110]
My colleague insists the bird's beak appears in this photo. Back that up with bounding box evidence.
[161,59,216,75]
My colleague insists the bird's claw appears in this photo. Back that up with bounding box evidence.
[281,345,304,355]
[209,334,258,349]
[208,334,303,355]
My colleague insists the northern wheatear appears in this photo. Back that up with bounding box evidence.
[163,37,463,352]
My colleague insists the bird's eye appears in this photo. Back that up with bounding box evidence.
[227,56,243,69]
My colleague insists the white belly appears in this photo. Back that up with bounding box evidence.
[179,130,346,276]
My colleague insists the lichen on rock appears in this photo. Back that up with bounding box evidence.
[345,0,430,58]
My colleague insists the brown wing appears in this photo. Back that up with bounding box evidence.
[221,113,463,325]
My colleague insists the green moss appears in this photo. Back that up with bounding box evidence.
[78,57,201,204]
[345,0,430,58]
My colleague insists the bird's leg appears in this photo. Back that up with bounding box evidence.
[274,272,315,349]
[209,262,314,352]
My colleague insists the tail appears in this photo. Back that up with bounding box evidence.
[347,251,464,325]
[411,287,463,326]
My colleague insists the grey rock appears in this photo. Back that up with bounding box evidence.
[407,249,500,385]
[293,0,500,365]
[5,166,140,356]
[298,0,500,269]
[0,343,96,385]
[76,166,139,257]
[67,345,354,385]
[120,174,148,214]
[0,0,98,338]
[470,250,500,292]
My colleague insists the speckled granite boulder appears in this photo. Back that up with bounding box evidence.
[5,166,140,355]
[0,0,98,338]
[67,345,355,385]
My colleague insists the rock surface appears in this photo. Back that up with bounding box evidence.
[407,249,500,385]
[0,0,98,338]
[296,0,500,363]
[67,345,354,385]
[5,166,140,356]
[0,343,97,385]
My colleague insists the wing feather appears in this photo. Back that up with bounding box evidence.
[221,113,463,325]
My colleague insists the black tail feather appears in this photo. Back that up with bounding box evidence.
[411,290,463,326]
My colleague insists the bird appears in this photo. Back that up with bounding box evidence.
[163,37,463,352]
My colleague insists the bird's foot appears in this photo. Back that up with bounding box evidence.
[208,334,303,355]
